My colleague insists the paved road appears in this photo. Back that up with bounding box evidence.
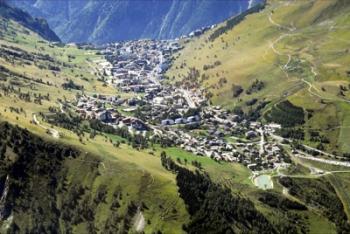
[258,128,265,156]
[294,152,350,168]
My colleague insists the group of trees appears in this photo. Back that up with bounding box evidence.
[258,191,307,211]
[46,108,176,150]
[203,60,222,71]
[231,100,269,122]
[231,84,244,98]
[0,44,65,74]
[309,130,330,144]
[279,177,350,233]
[265,100,305,127]
[277,128,305,140]
[0,81,51,107]
[0,62,53,88]
[181,67,201,89]
[246,79,265,95]
[246,100,269,121]
[46,112,83,132]
[89,119,149,149]
[62,79,84,90]
[0,122,79,233]
[160,152,276,233]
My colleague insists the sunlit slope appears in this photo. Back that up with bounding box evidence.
[0,18,116,125]
[167,0,350,153]
[0,19,191,232]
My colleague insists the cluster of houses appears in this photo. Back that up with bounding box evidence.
[161,115,200,126]
[75,95,148,133]
[73,38,293,171]
[100,40,181,93]
[155,105,288,170]
[74,87,291,170]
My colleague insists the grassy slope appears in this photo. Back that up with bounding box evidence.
[0,117,191,232]
[167,0,350,154]
[326,173,350,220]
[162,147,252,190]
[0,19,189,233]
[0,123,189,233]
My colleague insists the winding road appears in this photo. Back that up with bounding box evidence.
[294,152,350,168]
[58,102,65,113]
[33,114,60,139]
[268,7,350,104]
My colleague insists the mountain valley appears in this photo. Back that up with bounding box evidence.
[0,0,349,233]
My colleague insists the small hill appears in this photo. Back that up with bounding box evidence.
[0,1,60,42]
[167,0,350,155]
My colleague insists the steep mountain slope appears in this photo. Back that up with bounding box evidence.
[0,17,190,233]
[0,123,192,233]
[9,0,262,43]
[167,0,350,155]
[0,1,59,42]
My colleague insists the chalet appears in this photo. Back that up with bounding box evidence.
[128,98,138,106]
[245,130,258,139]
[98,110,114,123]
[161,119,174,126]
[175,118,187,124]
[187,115,200,123]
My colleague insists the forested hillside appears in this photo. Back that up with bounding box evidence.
[0,122,191,233]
